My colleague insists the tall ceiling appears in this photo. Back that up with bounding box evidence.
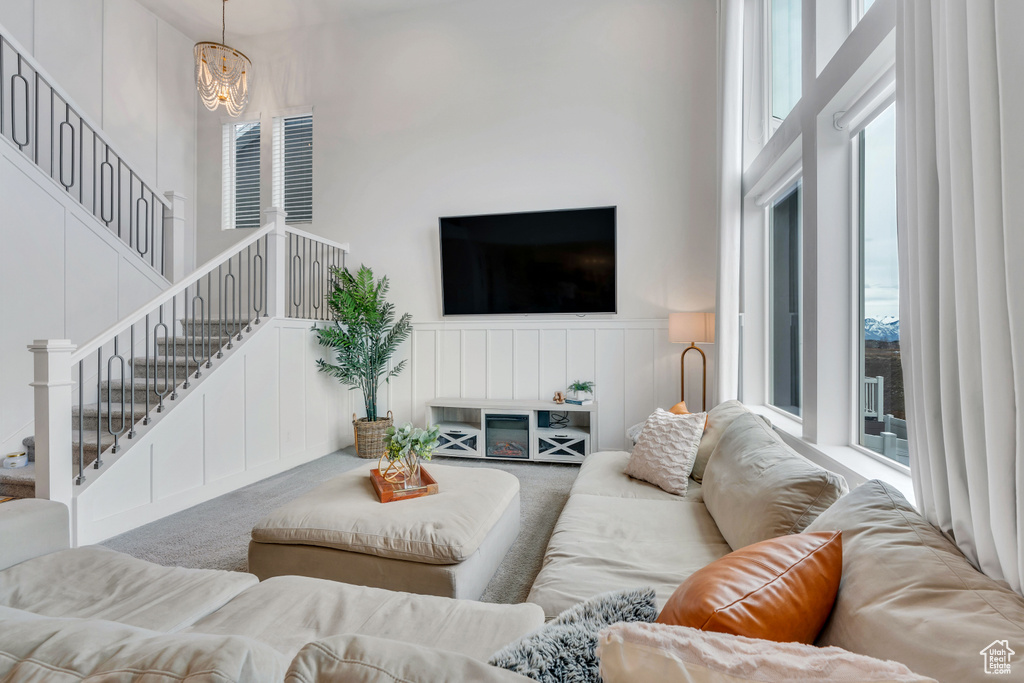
[134,0,465,40]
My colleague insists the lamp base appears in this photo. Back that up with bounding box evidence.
[680,343,708,412]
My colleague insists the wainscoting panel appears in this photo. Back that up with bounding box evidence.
[390,320,707,453]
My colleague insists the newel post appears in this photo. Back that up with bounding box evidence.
[265,207,288,318]
[28,340,76,506]
[163,191,188,283]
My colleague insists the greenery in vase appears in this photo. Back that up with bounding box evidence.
[314,265,412,422]
[567,380,595,396]
[383,423,442,462]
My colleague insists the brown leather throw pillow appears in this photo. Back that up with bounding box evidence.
[656,530,842,644]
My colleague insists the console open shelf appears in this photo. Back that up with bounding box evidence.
[426,398,597,464]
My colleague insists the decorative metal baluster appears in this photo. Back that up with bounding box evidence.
[154,305,169,411]
[246,244,253,332]
[253,240,264,325]
[217,264,225,358]
[48,88,53,178]
[191,286,204,379]
[311,241,322,320]
[78,115,83,203]
[59,103,74,189]
[100,149,113,225]
[94,350,103,469]
[171,295,179,399]
[107,335,126,454]
[183,287,191,389]
[12,56,30,149]
[117,159,122,239]
[1,38,5,137]
[33,69,38,163]
[225,261,235,350]
[128,324,136,438]
[76,360,85,485]
[264,234,269,319]
[205,272,213,368]
[144,314,151,424]
[150,191,157,270]
[236,251,243,340]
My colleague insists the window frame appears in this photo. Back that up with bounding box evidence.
[737,0,911,494]
[222,115,263,231]
[271,108,314,225]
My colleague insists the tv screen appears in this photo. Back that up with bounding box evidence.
[439,207,616,316]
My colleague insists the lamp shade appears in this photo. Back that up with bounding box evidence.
[669,312,715,344]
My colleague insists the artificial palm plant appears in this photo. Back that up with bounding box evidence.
[315,265,412,457]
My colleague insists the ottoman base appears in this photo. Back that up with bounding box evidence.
[247,491,520,601]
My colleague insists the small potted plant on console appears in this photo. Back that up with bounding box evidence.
[566,380,595,405]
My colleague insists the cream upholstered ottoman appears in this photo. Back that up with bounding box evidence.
[248,463,520,600]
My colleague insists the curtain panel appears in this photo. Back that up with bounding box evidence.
[897,0,1024,593]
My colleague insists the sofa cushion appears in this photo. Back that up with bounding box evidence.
[624,409,706,496]
[251,463,519,564]
[187,575,544,661]
[702,413,848,549]
[596,622,937,683]
[806,479,1024,682]
[526,494,732,619]
[286,634,533,683]
[571,451,704,502]
[0,605,288,682]
[656,531,843,644]
[692,400,750,482]
[0,546,257,632]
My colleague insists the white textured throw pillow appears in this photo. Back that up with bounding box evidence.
[597,623,937,683]
[624,409,706,496]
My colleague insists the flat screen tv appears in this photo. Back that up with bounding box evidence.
[439,207,616,316]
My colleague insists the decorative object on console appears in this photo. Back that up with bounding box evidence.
[567,380,595,403]
[490,587,658,683]
[315,265,412,458]
[624,409,707,496]
[552,391,566,404]
[668,312,715,410]
[596,622,936,683]
[380,423,441,488]
[193,0,252,117]
[656,531,843,644]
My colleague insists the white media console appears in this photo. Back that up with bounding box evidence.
[426,398,597,465]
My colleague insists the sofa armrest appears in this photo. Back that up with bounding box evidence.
[0,499,70,571]
[285,634,533,683]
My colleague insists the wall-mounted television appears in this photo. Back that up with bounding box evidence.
[439,206,616,316]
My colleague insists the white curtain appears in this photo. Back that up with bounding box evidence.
[714,0,745,403]
[897,0,1024,593]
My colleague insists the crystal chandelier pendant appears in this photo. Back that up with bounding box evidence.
[194,0,251,117]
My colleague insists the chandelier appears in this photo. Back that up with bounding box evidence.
[194,0,251,117]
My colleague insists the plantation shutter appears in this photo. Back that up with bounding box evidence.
[222,120,261,229]
[272,113,313,223]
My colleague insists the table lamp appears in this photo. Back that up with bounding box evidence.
[669,312,715,411]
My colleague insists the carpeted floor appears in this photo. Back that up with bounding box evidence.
[101,448,578,604]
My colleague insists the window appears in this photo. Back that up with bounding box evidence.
[858,105,907,465]
[769,182,801,416]
[770,0,801,121]
[223,120,261,229]
[273,113,313,224]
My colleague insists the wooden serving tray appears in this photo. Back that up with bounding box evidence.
[370,466,439,503]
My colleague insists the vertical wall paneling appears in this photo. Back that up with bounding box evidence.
[595,329,626,451]
[462,330,487,399]
[514,330,540,400]
[487,329,514,400]
[413,330,436,425]
[279,326,306,456]
[244,328,281,468]
[203,360,246,482]
[304,331,330,450]
[566,329,597,394]
[439,330,461,397]
[624,328,657,433]
[539,329,568,401]
[152,395,204,500]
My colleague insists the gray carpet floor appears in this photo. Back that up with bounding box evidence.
[101,448,578,604]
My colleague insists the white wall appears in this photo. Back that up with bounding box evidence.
[0,138,168,455]
[74,317,348,545]
[194,0,721,421]
[0,0,198,270]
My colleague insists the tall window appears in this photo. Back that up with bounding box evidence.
[858,105,906,465]
[770,0,801,121]
[222,120,261,229]
[769,182,802,416]
[272,113,314,224]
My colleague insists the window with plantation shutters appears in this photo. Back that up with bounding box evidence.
[272,113,313,224]
[222,120,261,229]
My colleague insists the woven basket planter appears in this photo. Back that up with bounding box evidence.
[352,411,394,459]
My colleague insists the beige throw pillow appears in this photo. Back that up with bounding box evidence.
[597,622,936,683]
[624,409,706,496]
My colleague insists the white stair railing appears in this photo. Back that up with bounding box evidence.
[0,23,178,278]
[29,207,349,507]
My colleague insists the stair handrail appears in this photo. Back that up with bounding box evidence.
[0,23,171,211]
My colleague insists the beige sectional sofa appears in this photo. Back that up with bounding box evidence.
[528,401,1024,682]
[3,400,1023,682]
[0,501,541,681]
